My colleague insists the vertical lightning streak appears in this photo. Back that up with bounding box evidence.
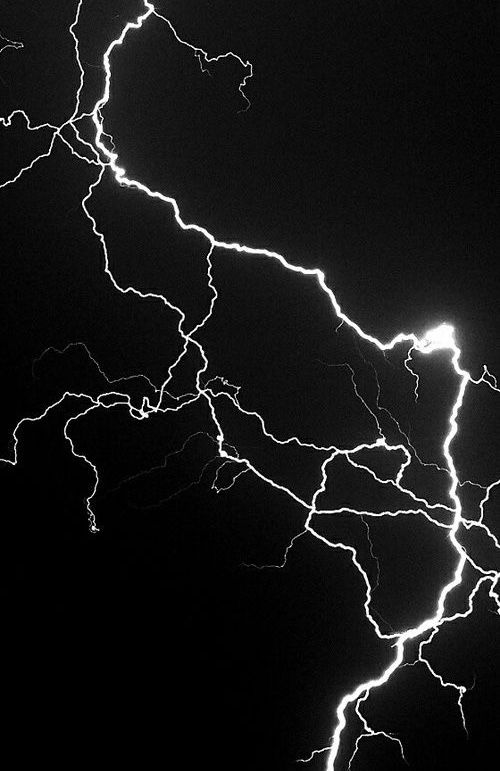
[325,339,469,770]
[1,2,499,769]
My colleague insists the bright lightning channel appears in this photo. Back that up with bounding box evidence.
[1,3,499,769]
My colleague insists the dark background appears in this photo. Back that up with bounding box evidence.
[0,2,498,769]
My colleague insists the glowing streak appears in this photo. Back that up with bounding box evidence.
[320,340,473,769]
[1,2,499,769]
[348,690,407,767]
[0,32,23,55]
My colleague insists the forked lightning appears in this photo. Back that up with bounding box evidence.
[1,3,499,768]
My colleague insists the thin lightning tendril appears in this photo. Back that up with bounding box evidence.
[1,2,499,768]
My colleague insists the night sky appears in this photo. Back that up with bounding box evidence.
[0,2,498,770]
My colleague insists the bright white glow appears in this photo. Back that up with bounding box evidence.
[422,323,456,352]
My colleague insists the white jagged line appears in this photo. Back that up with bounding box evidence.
[0,2,499,769]
[0,32,23,55]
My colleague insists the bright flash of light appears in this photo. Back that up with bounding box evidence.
[422,323,456,352]
[1,3,499,769]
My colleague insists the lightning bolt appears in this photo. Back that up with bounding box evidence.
[0,32,23,55]
[1,2,499,769]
